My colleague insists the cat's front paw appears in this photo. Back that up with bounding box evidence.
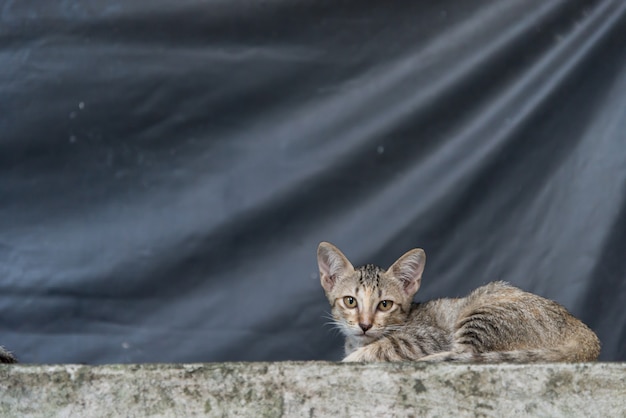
[342,350,365,362]
[342,346,373,362]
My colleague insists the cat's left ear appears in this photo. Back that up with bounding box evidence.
[386,248,425,296]
[317,242,354,293]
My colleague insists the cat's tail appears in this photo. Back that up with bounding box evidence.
[0,345,17,364]
[420,342,600,363]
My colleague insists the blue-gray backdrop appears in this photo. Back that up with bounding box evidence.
[1,0,625,363]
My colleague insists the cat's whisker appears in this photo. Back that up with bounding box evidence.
[323,321,340,329]
[321,313,349,336]
[382,328,400,336]
[322,320,347,338]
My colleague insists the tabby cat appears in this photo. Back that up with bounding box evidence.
[317,242,600,362]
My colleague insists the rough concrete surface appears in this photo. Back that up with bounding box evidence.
[1,362,625,417]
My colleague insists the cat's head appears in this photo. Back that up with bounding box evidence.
[317,242,425,343]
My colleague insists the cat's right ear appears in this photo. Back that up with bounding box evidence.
[387,248,425,296]
[317,242,354,293]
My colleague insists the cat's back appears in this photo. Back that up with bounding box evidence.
[460,281,583,328]
[407,281,526,329]
[462,280,573,315]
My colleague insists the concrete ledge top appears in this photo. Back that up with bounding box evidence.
[2,362,625,417]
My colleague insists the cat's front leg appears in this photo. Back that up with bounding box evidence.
[342,338,408,362]
[342,345,380,362]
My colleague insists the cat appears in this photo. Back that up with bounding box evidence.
[317,242,601,363]
[0,345,17,364]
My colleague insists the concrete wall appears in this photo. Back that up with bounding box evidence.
[1,362,625,417]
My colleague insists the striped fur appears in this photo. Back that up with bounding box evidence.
[318,242,601,363]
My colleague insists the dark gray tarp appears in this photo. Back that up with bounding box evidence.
[1,0,625,363]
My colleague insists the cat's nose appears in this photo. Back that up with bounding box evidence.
[359,323,372,332]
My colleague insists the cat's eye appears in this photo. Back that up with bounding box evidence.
[378,300,393,311]
[343,296,358,308]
